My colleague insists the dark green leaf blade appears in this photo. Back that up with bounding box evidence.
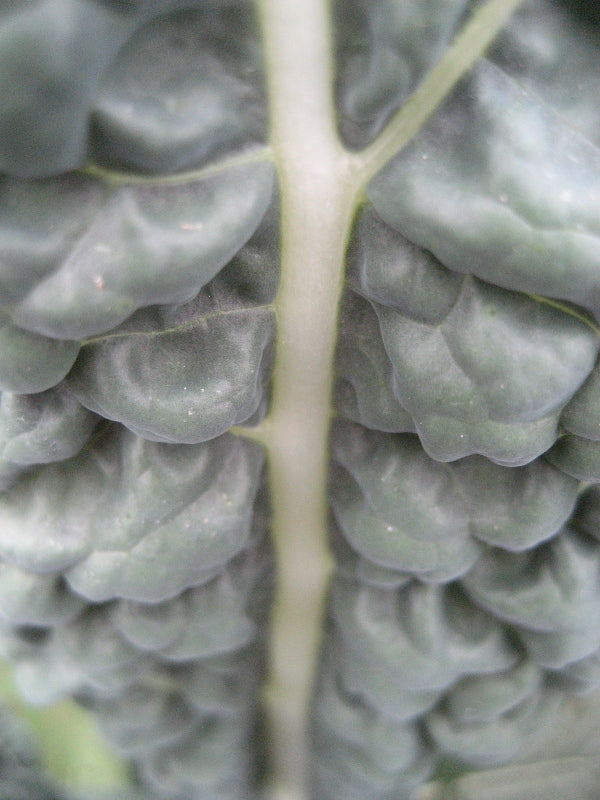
[3,162,275,340]
[368,61,600,318]
[67,303,275,444]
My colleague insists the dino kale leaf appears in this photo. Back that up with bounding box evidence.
[0,3,274,798]
[1,2,600,800]
[318,2,600,798]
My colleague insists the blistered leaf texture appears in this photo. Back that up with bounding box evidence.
[444,660,543,725]
[92,683,198,755]
[545,435,600,482]
[462,529,600,668]
[139,716,255,800]
[559,359,600,442]
[334,292,415,433]
[329,578,517,701]
[0,387,98,490]
[489,0,600,148]
[0,565,84,627]
[0,315,79,394]
[368,61,600,318]
[90,8,267,173]
[4,0,600,797]
[0,1,266,178]
[311,577,528,799]
[339,207,599,465]
[331,425,480,582]
[0,513,271,798]
[326,9,600,786]
[426,680,562,767]
[0,426,264,596]
[545,357,600,480]
[331,422,578,581]
[0,3,275,796]
[67,303,275,444]
[0,0,135,178]
[326,1,600,796]
[1,607,151,704]
[312,655,434,800]
[0,163,275,340]
[109,542,272,660]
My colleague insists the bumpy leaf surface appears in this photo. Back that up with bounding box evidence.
[3,1,600,799]
[318,1,600,795]
[0,2,265,178]
[0,427,265,598]
[340,206,599,466]
[331,422,578,581]
[0,386,98,490]
[0,164,274,341]
[367,60,600,317]
[0,4,275,798]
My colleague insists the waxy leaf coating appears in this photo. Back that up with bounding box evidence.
[331,422,579,582]
[0,427,265,598]
[1,163,275,341]
[3,0,600,797]
[341,206,599,465]
[368,61,600,318]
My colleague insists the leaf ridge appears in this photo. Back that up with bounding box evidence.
[79,302,276,347]
[80,144,274,187]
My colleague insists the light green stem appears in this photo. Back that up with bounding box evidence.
[256,2,354,798]
[256,0,525,799]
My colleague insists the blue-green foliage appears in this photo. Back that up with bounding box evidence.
[0,2,600,800]
[0,3,274,798]
[317,1,600,798]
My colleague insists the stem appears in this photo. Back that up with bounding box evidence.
[256,1,526,798]
[256,1,355,798]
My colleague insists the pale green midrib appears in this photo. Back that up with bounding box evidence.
[0,0,525,796]
[254,2,526,800]
[255,1,350,798]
